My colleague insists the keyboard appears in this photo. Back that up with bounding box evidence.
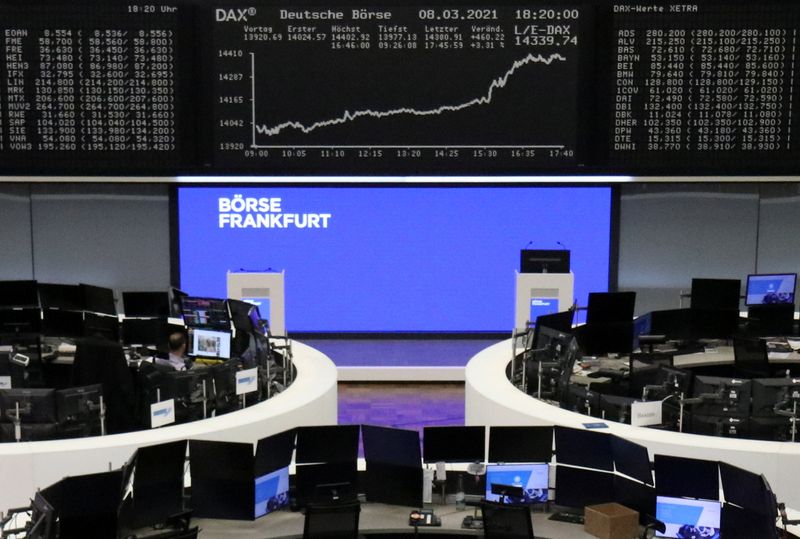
[548,512,585,524]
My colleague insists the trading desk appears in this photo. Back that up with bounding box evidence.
[194,502,601,538]
[465,340,800,511]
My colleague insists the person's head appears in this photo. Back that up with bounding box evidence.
[168,331,187,356]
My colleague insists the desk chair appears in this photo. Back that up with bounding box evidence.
[733,336,771,378]
[303,501,361,539]
[480,500,535,539]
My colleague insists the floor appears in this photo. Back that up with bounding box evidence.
[338,382,465,430]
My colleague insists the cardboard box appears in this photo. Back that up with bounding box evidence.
[584,503,639,539]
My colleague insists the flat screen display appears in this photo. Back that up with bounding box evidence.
[190,329,231,359]
[485,463,548,504]
[254,466,290,519]
[746,273,797,306]
[178,187,612,332]
[656,496,721,539]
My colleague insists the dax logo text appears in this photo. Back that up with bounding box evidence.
[215,8,256,22]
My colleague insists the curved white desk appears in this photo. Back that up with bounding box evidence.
[0,341,338,513]
[465,340,800,510]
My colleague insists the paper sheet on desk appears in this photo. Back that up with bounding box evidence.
[771,352,792,360]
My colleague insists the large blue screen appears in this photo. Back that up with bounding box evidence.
[178,186,611,332]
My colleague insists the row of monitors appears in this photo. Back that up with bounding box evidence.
[0,280,264,335]
[16,426,778,538]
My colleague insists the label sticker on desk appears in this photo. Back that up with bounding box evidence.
[0,376,10,389]
[236,367,259,395]
[150,399,176,429]
[582,422,609,429]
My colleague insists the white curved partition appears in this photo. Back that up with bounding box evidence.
[0,341,337,512]
[465,340,800,510]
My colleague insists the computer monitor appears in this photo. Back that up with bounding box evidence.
[533,310,574,344]
[254,466,290,519]
[29,491,56,539]
[748,416,792,442]
[422,426,485,463]
[0,308,41,333]
[690,278,741,311]
[55,384,103,424]
[122,291,171,318]
[746,273,796,306]
[599,394,635,424]
[488,426,553,463]
[0,388,57,423]
[559,385,601,417]
[611,436,652,485]
[520,249,570,273]
[0,422,59,442]
[364,462,423,507]
[0,280,39,309]
[586,292,636,325]
[190,328,231,359]
[179,296,230,329]
[255,429,296,476]
[129,440,188,529]
[212,359,239,415]
[655,496,721,539]
[751,377,800,417]
[654,455,719,501]
[554,426,613,471]
[296,425,360,464]
[42,309,84,338]
[39,283,84,311]
[81,284,116,315]
[719,462,773,515]
[164,370,214,423]
[485,463,549,504]
[657,366,694,398]
[688,414,748,438]
[554,466,614,510]
[575,321,634,356]
[227,298,262,334]
[690,376,752,417]
[746,304,795,336]
[362,425,422,468]
[122,318,170,347]
[83,312,120,341]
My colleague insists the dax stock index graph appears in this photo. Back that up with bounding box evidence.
[212,3,588,173]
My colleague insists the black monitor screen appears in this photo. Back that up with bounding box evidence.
[533,310,574,350]
[122,318,170,347]
[255,429,296,476]
[576,321,634,357]
[752,378,800,418]
[364,462,423,507]
[691,376,752,417]
[611,436,652,485]
[81,284,116,315]
[362,425,421,468]
[189,439,254,520]
[554,466,614,510]
[131,440,187,529]
[39,283,84,311]
[613,475,656,518]
[423,426,485,463]
[719,462,772,515]
[122,292,171,318]
[554,426,613,471]
[296,425,360,464]
[55,384,103,424]
[179,296,230,329]
[42,310,84,338]
[599,395,635,424]
[654,455,719,501]
[657,366,694,397]
[488,426,553,463]
[690,278,741,311]
[0,388,57,423]
[586,292,636,325]
[0,280,39,309]
[520,249,570,274]
[295,461,359,507]
[227,299,260,334]
[746,273,796,306]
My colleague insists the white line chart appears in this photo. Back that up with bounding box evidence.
[249,51,569,149]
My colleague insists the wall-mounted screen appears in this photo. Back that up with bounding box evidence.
[178,186,611,332]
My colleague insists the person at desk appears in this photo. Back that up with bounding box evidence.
[156,331,190,371]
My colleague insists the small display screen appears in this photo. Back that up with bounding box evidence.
[190,329,231,359]
[255,466,290,518]
[746,273,797,306]
[656,496,721,539]
[485,463,549,504]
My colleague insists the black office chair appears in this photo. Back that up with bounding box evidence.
[303,501,361,539]
[733,336,771,378]
[480,500,535,539]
